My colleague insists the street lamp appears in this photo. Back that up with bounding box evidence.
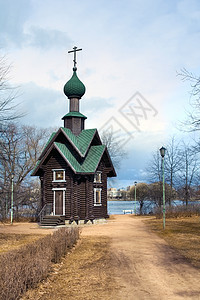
[160,146,166,229]
[11,172,14,225]
[134,181,137,215]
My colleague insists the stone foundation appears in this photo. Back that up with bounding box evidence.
[65,218,107,226]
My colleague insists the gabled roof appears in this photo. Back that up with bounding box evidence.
[32,127,116,177]
[39,127,97,160]
[42,132,56,152]
[31,160,41,175]
[32,142,106,175]
[55,142,106,173]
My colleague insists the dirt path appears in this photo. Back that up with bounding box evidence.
[0,222,56,235]
[82,215,200,300]
[19,215,200,299]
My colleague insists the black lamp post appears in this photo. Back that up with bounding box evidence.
[11,172,14,224]
[160,146,166,229]
[134,181,137,215]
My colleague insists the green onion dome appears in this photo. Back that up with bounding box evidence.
[64,67,86,99]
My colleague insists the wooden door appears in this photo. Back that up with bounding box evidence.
[55,190,63,215]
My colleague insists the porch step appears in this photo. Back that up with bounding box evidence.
[40,215,65,227]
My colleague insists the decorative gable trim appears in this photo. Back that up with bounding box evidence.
[103,148,117,177]
[32,141,107,176]
[39,127,98,160]
[54,143,77,173]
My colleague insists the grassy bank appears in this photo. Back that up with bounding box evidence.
[0,233,42,254]
[144,216,200,268]
[21,236,118,300]
[0,227,79,300]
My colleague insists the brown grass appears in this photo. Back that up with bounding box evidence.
[154,203,200,218]
[144,216,200,268]
[21,236,119,300]
[0,227,79,300]
[0,233,42,254]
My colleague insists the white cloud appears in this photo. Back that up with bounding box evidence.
[1,0,200,184]
[19,82,65,128]
[25,26,72,49]
[0,0,31,48]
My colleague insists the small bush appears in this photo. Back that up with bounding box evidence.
[154,203,200,219]
[0,227,79,300]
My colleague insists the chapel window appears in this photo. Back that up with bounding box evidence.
[52,169,66,182]
[94,188,102,206]
[94,171,102,183]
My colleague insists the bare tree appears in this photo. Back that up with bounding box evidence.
[177,142,199,205]
[148,182,176,208]
[0,55,23,126]
[145,149,163,206]
[0,123,49,219]
[177,68,200,132]
[165,137,182,206]
[100,130,127,170]
[146,149,162,182]
[146,138,182,206]
[130,182,149,214]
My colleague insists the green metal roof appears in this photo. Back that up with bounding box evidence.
[31,160,41,175]
[55,142,105,173]
[42,132,56,152]
[61,127,80,150]
[64,70,86,99]
[62,112,87,119]
[32,127,116,177]
[54,142,81,172]
[81,145,106,172]
[61,127,96,156]
[76,128,97,155]
[32,127,108,175]
[39,127,97,161]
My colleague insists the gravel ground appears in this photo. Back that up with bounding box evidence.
[3,215,200,299]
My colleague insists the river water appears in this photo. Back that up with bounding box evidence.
[108,200,141,215]
[107,200,197,215]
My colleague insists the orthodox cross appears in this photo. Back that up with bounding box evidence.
[68,46,82,69]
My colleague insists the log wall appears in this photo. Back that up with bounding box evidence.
[40,150,108,221]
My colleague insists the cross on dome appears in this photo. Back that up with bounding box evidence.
[64,46,85,99]
[68,46,82,71]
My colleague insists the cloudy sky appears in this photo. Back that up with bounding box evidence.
[1,0,200,188]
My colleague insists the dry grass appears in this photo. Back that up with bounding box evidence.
[145,216,200,268]
[21,236,119,300]
[0,233,42,254]
[0,227,79,300]
[154,203,200,219]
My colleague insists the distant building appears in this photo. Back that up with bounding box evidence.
[108,188,125,199]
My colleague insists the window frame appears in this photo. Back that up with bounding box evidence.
[52,169,66,182]
[94,171,102,183]
[94,188,102,206]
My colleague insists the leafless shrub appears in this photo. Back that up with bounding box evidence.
[0,227,79,300]
[154,203,200,219]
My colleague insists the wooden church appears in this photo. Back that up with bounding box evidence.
[32,47,116,225]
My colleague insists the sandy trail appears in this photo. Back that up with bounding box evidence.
[0,222,56,235]
[2,216,200,299]
[82,215,200,300]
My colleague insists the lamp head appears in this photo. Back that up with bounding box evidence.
[160,146,166,158]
